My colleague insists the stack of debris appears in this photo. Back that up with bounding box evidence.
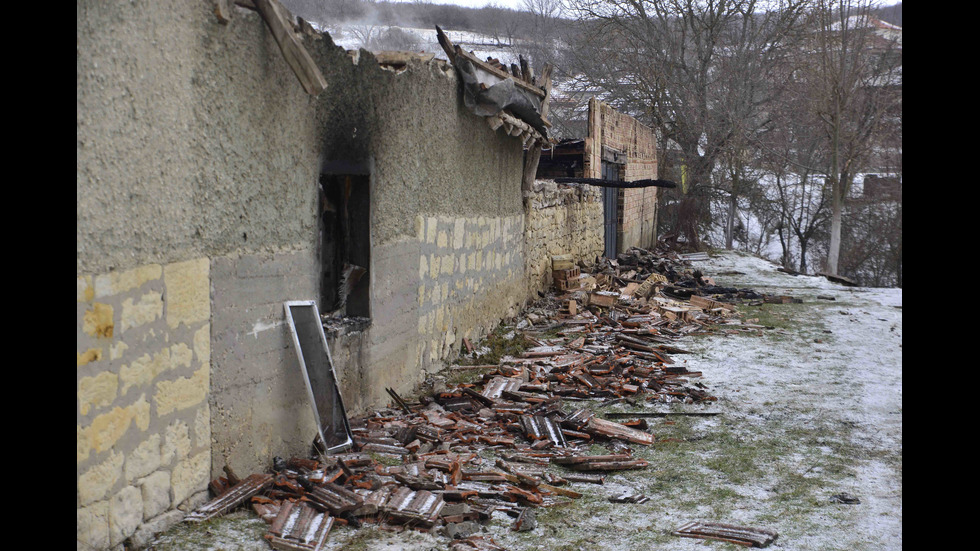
[547,245,803,329]
[184,246,787,549]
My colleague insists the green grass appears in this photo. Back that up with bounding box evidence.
[458,323,529,367]
[146,510,268,550]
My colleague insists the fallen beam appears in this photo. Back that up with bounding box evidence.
[252,0,327,96]
[673,521,778,548]
[554,177,678,188]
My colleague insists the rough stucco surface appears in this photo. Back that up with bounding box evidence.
[78,0,524,492]
[77,2,323,275]
[77,3,569,548]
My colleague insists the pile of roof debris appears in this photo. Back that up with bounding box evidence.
[184,245,783,550]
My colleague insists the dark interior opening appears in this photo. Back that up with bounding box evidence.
[319,173,371,320]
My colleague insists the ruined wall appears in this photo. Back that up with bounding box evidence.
[524,181,605,290]
[77,3,525,548]
[319,50,525,416]
[584,98,659,253]
[77,3,328,547]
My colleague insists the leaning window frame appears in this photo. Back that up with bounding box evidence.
[283,300,354,455]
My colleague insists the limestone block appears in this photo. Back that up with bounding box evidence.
[177,490,210,512]
[429,254,440,279]
[77,501,110,551]
[109,485,142,546]
[452,220,465,250]
[78,451,124,506]
[154,364,208,416]
[161,420,191,466]
[193,326,209,365]
[77,348,103,367]
[125,434,162,482]
[193,407,210,448]
[95,264,162,298]
[78,371,118,415]
[171,450,210,507]
[83,405,136,456]
[78,275,95,303]
[120,291,163,333]
[426,217,437,244]
[139,470,172,520]
[83,303,115,339]
[78,425,92,463]
[128,510,184,549]
[164,258,210,329]
[120,349,172,395]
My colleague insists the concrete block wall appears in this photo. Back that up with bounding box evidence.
[77,259,212,549]
[208,251,320,488]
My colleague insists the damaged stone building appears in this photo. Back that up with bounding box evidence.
[76,1,659,548]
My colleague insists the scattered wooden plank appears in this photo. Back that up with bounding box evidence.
[690,295,735,311]
[585,416,654,445]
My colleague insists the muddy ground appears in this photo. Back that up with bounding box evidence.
[147,251,902,550]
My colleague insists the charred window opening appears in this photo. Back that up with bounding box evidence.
[320,173,370,321]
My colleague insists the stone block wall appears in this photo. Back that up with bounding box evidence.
[415,214,527,367]
[76,259,212,549]
[524,180,605,290]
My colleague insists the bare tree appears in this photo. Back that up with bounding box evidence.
[517,0,567,71]
[806,0,901,275]
[563,0,809,250]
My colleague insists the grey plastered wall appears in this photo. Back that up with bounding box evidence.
[77,0,525,514]
[320,50,526,415]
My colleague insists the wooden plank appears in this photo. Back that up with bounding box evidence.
[214,0,233,23]
[435,25,457,62]
[522,62,553,192]
[690,294,735,311]
[673,521,778,548]
[252,0,327,96]
[585,417,654,445]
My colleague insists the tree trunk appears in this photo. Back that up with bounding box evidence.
[799,238,808,273]
[725,192,737,249]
